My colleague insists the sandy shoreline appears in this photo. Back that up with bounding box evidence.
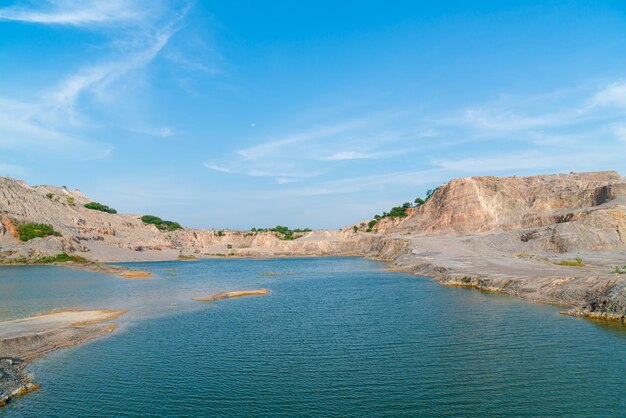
[0,309,126,407]
[194,289,270,302]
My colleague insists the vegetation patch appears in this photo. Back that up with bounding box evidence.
[251,226,311,240]
[84,202,117,214]
[16,223,61,241]
[38,253,89,264]
[613,265,626,274]
[66,196,75,207]
[1,253,89,265]
[358,188,441,233]
[178,254,197,261]
[141,215,182,231]
[553,257,585,267]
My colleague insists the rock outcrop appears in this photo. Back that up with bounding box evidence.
[391,171,626,236]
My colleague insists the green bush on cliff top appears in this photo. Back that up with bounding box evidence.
[16,223,61,241]
[84,201,117,214]
[141,215,182,231]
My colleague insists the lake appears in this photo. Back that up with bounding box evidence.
[1,257,625,416]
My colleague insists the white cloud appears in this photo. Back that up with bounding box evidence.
[591,81,626,107]
[235,118,372,160]
[0,0,149,26]
[203,163,234,174]
[322,151,373,161]
[47,19,183,117]
[0,1,195,160]
[0,99,113,159]
[276,177,296,184]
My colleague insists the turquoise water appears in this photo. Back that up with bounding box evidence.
[1,258,625,417]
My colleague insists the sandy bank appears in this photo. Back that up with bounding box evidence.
[194,289,270,302]
[0,309,126,407]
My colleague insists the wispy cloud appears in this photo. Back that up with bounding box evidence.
[0,98,113,159]
[590,81,626,108]
[0,0,149,26]
[321,151,373,161]
[0,1,197,159]
[207,79,626,199]
[46,6,188,117]
[204,111,439,182]
[235,118,373,160]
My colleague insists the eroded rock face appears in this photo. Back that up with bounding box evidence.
[393,171,626,234]
[0,217,19,240]
[378,171,626,254]
[0,171,625,261]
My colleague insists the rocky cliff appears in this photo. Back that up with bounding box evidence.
[1,172,625,322]
[0,177,368,261]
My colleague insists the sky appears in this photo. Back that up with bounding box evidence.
[1,1,626,229]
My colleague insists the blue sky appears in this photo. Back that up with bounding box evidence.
[1,1,626,229]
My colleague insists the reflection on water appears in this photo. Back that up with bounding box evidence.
[1,258,625,417]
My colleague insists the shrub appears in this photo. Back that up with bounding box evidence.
[84,202,117,214]
[16,223,61,241]
[141,215,182,231]
[368,219,377,228]
[414,197,425,206]
[46,193,54,199]
[66,196,75,206]
[36,253,89,264]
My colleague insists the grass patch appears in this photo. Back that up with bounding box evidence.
[1,253,89,264]
[515,253,535,258]
[16,223,61,241]
[553,257,585,267]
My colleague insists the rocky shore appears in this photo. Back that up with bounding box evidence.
[0,310,126,406]
[0,358,37,407]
